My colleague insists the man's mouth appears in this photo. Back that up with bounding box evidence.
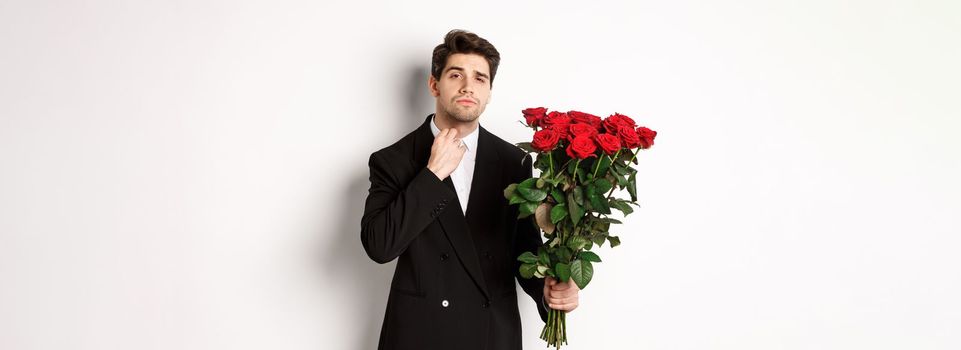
[456,98,476,106]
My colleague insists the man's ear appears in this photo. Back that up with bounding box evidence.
[427,75,439,97]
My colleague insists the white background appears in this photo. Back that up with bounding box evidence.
[2,0,959,349]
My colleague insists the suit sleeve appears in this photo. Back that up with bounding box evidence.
[360,151,457,264]
[512,154,550,323]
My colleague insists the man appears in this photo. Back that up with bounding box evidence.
[360,30,580,350]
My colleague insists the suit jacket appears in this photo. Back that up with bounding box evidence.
[361,114,549,350]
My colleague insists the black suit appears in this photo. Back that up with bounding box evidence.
[361,114,548,350]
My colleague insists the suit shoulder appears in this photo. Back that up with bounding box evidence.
[369,127,419,162]
[485,128,532,169]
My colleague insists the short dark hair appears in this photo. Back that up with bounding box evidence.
[431,30,501,86]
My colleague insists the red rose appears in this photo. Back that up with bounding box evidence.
[568,110,603,129]
[567,123,598,141]
[522,107,547,127]
[566,135,597,159]
[618,125,641,149]
[603,113,637,134]
[595,133,621,155]
[541,111,571,132]
[530,128,561,152]
[637,126,657,149]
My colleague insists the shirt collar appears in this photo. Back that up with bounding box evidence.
[429,114,479,152]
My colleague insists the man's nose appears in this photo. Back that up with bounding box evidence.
[459,81,473,94]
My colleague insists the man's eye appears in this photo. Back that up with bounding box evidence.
[450,73,461,78]
[476,78,486,83]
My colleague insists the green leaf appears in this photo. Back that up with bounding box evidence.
[550,204,568,224]
[517,178,547,202]
[519,263,536,279]
[576,167,591,183]
[518,187,547,202]
[567,235,589,250]
[518,202,537,218]
[539,249,551,266]
[628,172,637,202]
[517,142,536,153]
[610,199,634,215]
[551,189,565,204]
[596,155,612,175]
[572,186,584,205]
[517,251,538,264]
[570,260,594,289]
[518,177,536,190]
[567,160,577,174]
[593,220,611,232]
[594,178,613,195]
[608,236,621,248]
[556,247,573,263]
[615,173,629,188]
[508,194,527,205]
[533,154,548,170]
[578,251,602,262]
[536,178,545,189]
[503,183,518,200]
[596,217,623,224]
[609,162,623,176]
[587,186,611,215]
[567,195,585,226]
[555,262,571,282]
[591,234,607,247]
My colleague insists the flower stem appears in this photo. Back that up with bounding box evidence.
[604,148,638,199]
[549,151,554,178]
[541,308,567,349]
[628,148,639,164]
[573,159,582,186]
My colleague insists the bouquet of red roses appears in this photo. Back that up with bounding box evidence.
[504,107,656,349]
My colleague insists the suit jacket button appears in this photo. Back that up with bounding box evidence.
[440,253,449,261]
[482,300,491,308]
[441,300,449,308]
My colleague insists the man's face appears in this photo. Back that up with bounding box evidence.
[429,53,492,123]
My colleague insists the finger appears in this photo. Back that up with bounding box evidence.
[546,291,578,302]
[547,301,578,312]
[551,282,570,291]
[438,128,449,139]
[448,128,458,139]
[551,290,579,300]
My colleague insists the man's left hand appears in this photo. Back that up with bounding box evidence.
[543,276,580,312]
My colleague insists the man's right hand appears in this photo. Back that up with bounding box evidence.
[427,128,467,180]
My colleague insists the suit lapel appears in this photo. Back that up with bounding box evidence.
[413,114,491,299]
[464,127,501,230]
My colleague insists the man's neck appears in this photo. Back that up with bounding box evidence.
[433,112,479,137]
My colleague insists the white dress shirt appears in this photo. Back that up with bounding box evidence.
[429,115,478,215]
